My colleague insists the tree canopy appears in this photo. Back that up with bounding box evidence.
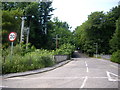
[74,5,120,56]
[2,2,74,50]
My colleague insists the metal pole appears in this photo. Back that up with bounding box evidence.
[10,42,13,61]
[20,17,25,43]
[11,42,13,55]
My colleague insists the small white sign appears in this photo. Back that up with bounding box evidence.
[8,32,17,42]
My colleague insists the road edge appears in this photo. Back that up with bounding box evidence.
[2,60,71,78]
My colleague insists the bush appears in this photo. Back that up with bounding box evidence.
[2,49,55,74]
[2,43,75,74]
[2,43,36,57]
[54,43,75,55]
[110,50,120,64]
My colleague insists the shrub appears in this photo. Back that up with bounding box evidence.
[2,43,36,57]
[110,50,120,64]
[2,49,55,74]
[54,43,75,55]
[2,43,74,74]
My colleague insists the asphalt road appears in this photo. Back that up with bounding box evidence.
[2,57,120,89]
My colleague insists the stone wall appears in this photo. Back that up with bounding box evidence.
[54,55,70,63]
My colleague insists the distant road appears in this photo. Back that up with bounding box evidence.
[2,51,120,88]
[72,50,88,58]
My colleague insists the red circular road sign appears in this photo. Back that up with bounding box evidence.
[8,32,17,42]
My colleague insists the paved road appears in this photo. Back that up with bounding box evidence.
[2,57,120,88]
[72,51,88,58]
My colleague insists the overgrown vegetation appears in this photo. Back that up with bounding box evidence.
[54,43,75,55]
[2,43,75,74]
[2,2,120,75]
[2,2,74,50]
[2,2,76,74]
[110,50,120,64]
[74,5,120,63]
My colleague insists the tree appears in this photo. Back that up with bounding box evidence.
[75,5,120,55]
[75,12,107,55]
[50,17,74,49]
[109,17,120,52]
[24,2,54,49]
[2,2,54,49]
[2,2,31,11]
[2,9,23,48]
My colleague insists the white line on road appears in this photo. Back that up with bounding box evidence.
[85,61,89,72]
[0,86,8,88]
[85,61,88,67]
[86,67,89,72]
[106,71,120,81]
[6,76,108,80]
[88,77,108,79]
[80,76,88,88]
[7,77,86,80]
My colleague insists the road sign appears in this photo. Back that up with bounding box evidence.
[8,32,17,42]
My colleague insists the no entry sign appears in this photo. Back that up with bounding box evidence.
[8,32,17,42]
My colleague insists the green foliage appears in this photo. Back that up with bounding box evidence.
[110,50,120,64]
[109,17,120,52]
[2,48,54,74]
[2,2,74,50]
[50,17,75,49]
[2,2,31,10]
[2,43,36,57]
[2,9,23,48]
[24,2,54,49]
[75,5,120,55]
[2,2,55,49]
[75,11,107,55]
[54,43,75,55]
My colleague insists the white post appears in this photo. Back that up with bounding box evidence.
[26,28,30,49]
[20,17,25,43]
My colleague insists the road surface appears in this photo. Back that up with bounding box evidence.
[2,56,120,88]
[1,52,120,88]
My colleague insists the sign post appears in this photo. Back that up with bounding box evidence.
[8,32,17,61]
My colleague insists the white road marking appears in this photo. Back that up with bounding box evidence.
[7,77,26,80]
[6,76,108,80]
[7,77,85,80]
[0,85,8,88]
[88,77,108,79]
[106,71,120,81]
[86,67,89,72]
[85,61,89,72]
[85,61,88,67]
[80,76,88,88]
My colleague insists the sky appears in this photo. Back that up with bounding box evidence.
[51,0,120,31]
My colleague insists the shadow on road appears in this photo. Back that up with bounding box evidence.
[72,51,88,58]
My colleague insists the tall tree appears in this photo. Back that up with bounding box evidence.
[2,9,23,48]
[109,17,120,52]
[75,4,120,55]
[24,2,54,49]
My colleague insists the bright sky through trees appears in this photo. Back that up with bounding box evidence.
[52,0,120,31]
